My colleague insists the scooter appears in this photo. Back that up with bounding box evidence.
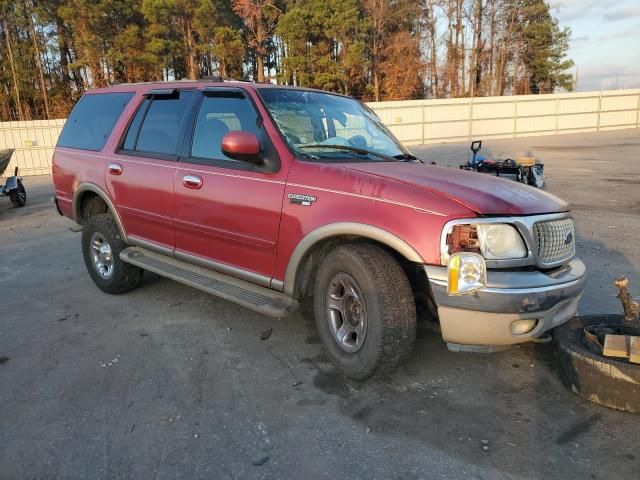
[0,149,27,208]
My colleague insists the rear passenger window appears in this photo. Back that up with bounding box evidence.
[122,91,192,156]
[122,98,150,150]
[57,92,134,151]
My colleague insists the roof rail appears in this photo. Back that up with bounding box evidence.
[200,76,251,83]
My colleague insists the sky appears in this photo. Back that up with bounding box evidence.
[551,0,640,91]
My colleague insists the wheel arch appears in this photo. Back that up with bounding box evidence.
[283,223,424,298]
[73,183,127,241]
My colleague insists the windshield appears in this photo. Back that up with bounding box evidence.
[259,88,412,162]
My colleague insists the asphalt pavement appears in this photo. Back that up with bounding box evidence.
[1,129,639,479]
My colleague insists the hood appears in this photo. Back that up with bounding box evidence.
[335,162,568,216]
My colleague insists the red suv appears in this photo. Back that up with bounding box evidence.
[53,81,586,378]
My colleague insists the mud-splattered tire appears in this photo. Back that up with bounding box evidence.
[313,243,417,379]
[554,315,640,413]
[81,213,142,294]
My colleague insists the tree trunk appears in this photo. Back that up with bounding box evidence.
[446,2,454,96]
[255,15,265,83]
[371,27,380,101]
[470,0,484,96]
[56,18,71,86]
[184,20,198,79]
[425,0,438,98]
[2,20,24,121]
[373,71,380,102]
[460,19,465,96]
[496,45,506,96]
[487,0,496,95]
[256,54,265,83]
[26,1,51,119]
[450,0,463,96]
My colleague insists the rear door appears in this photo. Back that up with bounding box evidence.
[54,91,134,217]
[107,89,194,251]
[172,88,287,285]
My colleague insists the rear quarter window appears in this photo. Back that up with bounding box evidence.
[57,92,135,151]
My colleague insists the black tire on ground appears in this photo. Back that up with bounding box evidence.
[9,180,26,207]
[81,213,143,294]
[313,243,417,379]
[554,315,640,413]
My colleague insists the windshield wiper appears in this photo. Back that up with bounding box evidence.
[393,153,422,163]
[298,144,399,162]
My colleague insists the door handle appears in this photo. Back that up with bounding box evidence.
[182,174,203,189]
[108,163,123,175]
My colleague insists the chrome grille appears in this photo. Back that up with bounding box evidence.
[534,218,575,264]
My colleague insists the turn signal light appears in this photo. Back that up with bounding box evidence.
[448,252,487,296]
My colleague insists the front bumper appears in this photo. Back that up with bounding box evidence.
[425,258,586,346]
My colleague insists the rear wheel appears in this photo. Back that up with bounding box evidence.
[9,180,26,207]
[313,244,417,379]
[82,213,142,294]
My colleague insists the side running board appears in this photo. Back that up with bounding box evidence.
[120,247,297,318]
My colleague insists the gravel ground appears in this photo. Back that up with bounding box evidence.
[0,129,639,480]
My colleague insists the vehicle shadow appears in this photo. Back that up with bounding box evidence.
[295,236,640,479]
[290,138,640,478]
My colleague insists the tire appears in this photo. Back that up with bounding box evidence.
[313,243,417,379]
[9,180,26,207]
[82,195,108,220]
[81,213,142,294]
[554,315,640,413]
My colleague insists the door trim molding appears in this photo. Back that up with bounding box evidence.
[127,235,273,288]
[174,250,272,288]
[128,235,175,256]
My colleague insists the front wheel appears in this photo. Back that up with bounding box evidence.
[313,244,417,379]
[81,213,142,294]
[9,180,26,207]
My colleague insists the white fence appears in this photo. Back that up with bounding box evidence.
[1,89,639,176]
[371,88,640,145]
[0,119,65,176]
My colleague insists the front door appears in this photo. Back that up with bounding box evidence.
[107,90,194,251]
[172,89,287,285]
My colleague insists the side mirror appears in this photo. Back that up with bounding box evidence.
[221,131,262,164]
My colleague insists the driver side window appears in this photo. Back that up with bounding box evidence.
[190,94,261,162]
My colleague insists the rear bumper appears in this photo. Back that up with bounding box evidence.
[425,258,586,346]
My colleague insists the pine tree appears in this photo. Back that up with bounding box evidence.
[516,0,574,93]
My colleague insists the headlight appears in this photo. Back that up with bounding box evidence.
[447,252,486,295]
[476,224,527,260]
[443,222,527,263]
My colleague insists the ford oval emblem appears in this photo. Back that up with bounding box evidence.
[564,232,573,245]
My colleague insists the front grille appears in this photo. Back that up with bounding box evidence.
[534,218,575,264]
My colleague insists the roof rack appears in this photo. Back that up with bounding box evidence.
[199,76,251,83]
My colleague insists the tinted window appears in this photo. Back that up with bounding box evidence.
[57,92,134,151]
[191,95,261,161]
[122,98,150,150]
[133,91,192,155]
